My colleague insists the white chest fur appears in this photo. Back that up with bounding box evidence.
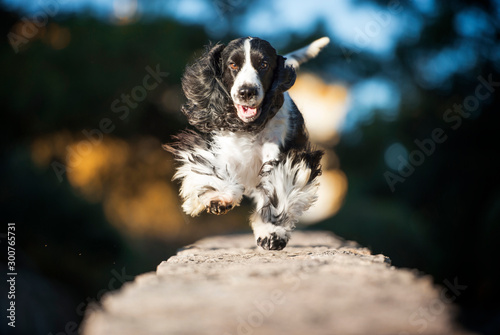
[211,93,292,192]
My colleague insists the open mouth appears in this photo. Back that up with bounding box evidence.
[235,104,261,123]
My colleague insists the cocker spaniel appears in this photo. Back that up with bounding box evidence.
[165,36,330,250]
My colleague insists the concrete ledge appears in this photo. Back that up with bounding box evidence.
[82,231,473,335]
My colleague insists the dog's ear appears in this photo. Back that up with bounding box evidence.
[181,43,230,132]
[259,55,297,120]
[273,55,296,93]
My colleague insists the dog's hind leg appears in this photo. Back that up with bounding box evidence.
[251,149,323,250]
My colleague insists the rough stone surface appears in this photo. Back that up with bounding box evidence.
[82,231,474,335]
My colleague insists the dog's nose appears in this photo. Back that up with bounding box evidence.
[238,87,258,101]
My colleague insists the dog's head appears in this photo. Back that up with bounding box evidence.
[181,37,296,133]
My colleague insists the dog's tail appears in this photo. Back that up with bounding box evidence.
[284,37,330,70]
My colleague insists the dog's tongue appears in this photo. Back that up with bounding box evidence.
[238,105,257,117]
[236,104,259,120]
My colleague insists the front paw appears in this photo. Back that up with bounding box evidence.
[206,199,233,215]
[257,232,288,250]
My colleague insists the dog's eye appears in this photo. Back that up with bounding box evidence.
[260,61,269,70]
[229,63,239,70]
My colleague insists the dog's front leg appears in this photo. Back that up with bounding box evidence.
[168,143,245,217]
[251,149,323,250]
[179,161,244,216]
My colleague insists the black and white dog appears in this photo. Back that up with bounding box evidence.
[165,36,330,250]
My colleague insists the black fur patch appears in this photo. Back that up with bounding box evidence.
[288,147,324,183]
[257,232,287,250]
[283,99,309,151]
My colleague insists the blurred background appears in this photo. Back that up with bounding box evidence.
[1,0,499,334]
